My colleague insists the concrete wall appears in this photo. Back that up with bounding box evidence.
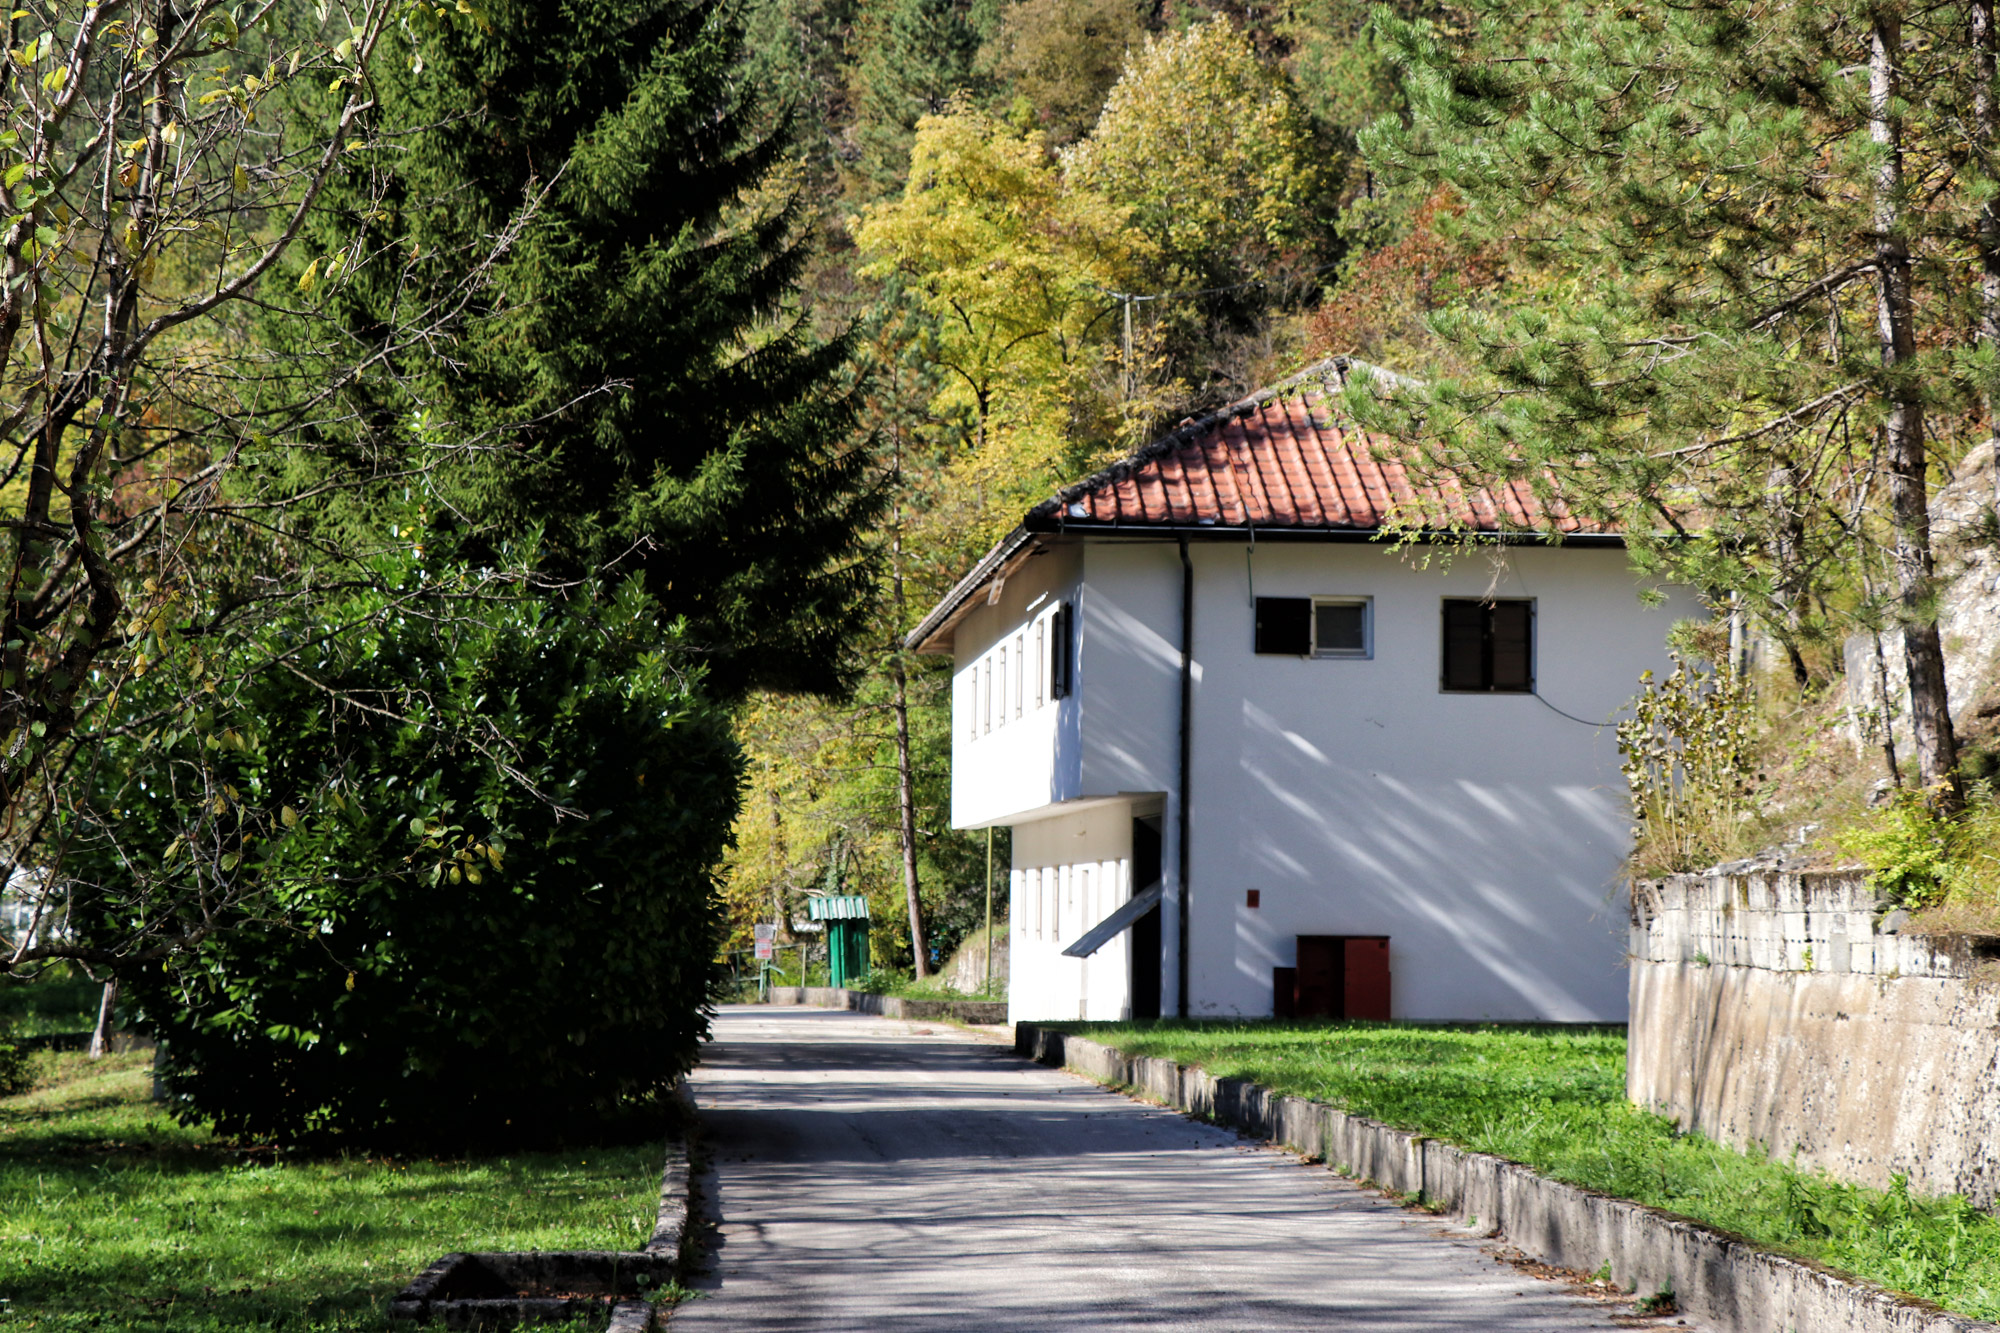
[1008,802,1138,1023]
[1629,870,2000,1208]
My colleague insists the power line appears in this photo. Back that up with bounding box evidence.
[1089,263,1345,400]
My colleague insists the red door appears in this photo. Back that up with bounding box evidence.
[1343,937,1391,1020]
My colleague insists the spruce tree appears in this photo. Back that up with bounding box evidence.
[845,0,994,197]
[298,0,879,697]
[1361,0,1988,807]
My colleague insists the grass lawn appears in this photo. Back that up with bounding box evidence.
[0,1048,672,1331]
[0,969,107,1039]
[1058,1019,2000,1319]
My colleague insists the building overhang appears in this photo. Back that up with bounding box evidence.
[955,793,1162,833]
[902,522,1633,658]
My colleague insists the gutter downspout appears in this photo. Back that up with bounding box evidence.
[1177,534,1194,1019]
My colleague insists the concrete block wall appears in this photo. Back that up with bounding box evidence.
[1019,1024,1998,1333]
[1630,870,2000,1209]
[1629,870,1996,980]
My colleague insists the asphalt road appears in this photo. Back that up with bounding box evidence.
[671,1006,1692,1332]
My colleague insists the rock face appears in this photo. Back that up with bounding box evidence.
[942,927,1008,996]
[1843,439,2000,759]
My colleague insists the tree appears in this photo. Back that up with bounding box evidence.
[856,103,1153,520]
[846,0,995,198]
[299,0,881,699]
[66,544,736,1148]
[1063,18,1332,295]
[1362,0,1987,808]
[982,0,1151,148]
[0,0,507,975]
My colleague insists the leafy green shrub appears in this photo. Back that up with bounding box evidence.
[0,967,103,1038]
[851,968,908,996]
[1617,652,1760,872]
[1840,792,1957,909]
[1836,783,2000,914]
[0,1021,30,1096]
[66,564,737,1149]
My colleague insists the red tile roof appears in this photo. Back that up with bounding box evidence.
[1026,359,1607,536]
[907,358,1618,654]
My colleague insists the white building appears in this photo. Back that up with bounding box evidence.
[906,359,1700,1025]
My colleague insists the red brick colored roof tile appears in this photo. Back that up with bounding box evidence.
[906,358,1619,653]
[1028,358,1608,537]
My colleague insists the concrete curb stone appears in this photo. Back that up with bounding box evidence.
[1014,1022,1998,1333]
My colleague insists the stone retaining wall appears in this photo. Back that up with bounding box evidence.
[764,986,1007,1024]
[1629,870,2000,1208]
[1018,1023,1995,1333]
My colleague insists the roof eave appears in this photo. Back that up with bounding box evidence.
[1031,520,1631,546]
[903,525,1041,656]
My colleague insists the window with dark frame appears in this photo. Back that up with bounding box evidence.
[1049,602,1074,699]
[1312,599,1369,658]
[1254,596,1372,658]
[1440,599,1533,692]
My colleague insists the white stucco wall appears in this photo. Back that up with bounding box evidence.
[1175,539,1689,1021]
[946,533,1697,1023]
[949,544,1081,829]
[1007,803,1136,1024]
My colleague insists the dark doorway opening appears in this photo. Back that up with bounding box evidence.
[1130,816,1164,1020]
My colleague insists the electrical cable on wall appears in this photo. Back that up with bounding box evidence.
[1499,552,1629,730]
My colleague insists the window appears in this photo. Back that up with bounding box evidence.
[1441,599,1533,692]
[1035,620,1045,707]
[1254,596,1373,658]
[982,657,992,732]
[966,670,978,740]
[1014,634,1025,717]
[1050,603,1074,698]
[996,646,1007,729]
[1313,599,1370,658]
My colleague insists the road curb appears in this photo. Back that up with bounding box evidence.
[645,1135,691,1265]
[1015,1023,1997,1333]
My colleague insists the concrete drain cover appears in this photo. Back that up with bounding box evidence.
[390,1250,669,1329]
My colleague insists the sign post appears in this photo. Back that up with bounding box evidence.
[753,923,776,1001]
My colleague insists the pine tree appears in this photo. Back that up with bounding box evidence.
[294,0,880,698]
[1363,0,1987,808]
[846,0,995,197]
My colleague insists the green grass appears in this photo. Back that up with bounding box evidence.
[0,1049,673,1331]
[1059,1019,2000,1318]
[0,968,107,1038]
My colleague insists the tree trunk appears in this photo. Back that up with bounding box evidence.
[87,978,117,1060]
[889,436,929,978]
[1975,0,2000,526]
[1871,12,1963,811]
[893,655,928,978]
[1976,0,2000,402]
[767,764,791,947]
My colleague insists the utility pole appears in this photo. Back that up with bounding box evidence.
[984,828,994,995]
[1122,296,1134,402]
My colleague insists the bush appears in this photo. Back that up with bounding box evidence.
[0,1022,30,1096]
[1617,651,1760,873]
[66,565,737,1149]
